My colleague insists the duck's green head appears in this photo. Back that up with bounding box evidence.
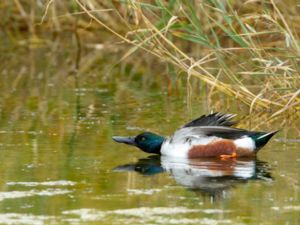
[112,132,165,154]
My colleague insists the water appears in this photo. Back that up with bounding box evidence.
[0,41,299,224]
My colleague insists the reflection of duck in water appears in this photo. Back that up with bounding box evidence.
[114,156,164,176]
[114,156,272,198]
[160,156,272,198]
[113,112,278,159]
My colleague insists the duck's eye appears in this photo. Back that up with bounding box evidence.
[140,137,146,141]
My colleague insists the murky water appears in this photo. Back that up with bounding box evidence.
[0,41,299,225]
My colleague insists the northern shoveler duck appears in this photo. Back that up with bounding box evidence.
[112,112,278,158]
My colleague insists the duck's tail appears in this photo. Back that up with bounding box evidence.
[250,130,278,151]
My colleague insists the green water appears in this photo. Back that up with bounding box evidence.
[0,40,299,225]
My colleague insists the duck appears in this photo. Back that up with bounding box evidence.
[112,112,278,159]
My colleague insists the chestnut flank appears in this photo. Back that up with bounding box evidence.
[188,140,253,158]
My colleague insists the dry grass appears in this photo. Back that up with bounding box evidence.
[2,0,300,119]
[75,0,300,118]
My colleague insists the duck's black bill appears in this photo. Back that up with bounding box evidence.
[112,136,136,146]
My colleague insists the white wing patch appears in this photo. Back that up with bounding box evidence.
[234,137,256,151]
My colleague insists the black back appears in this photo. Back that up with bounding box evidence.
[182,112,237,128]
